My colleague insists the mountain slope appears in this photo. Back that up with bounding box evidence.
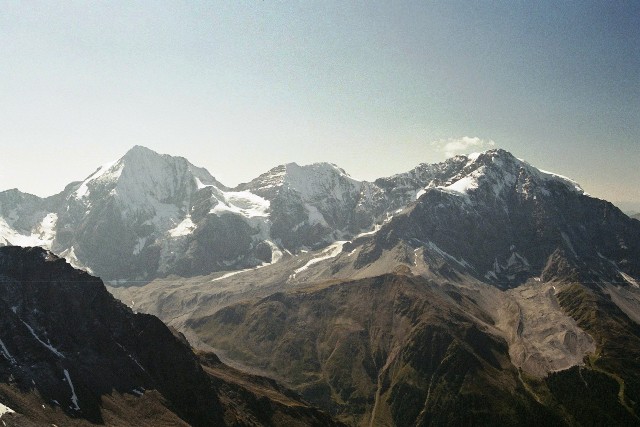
[0,147,275,281]
[188,273,640,426]
[352,149,640,288]
[0,246,223,426]
[0,246,340,426]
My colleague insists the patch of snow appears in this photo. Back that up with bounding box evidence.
[63,369,80,410]
[354,212,396,239]
[537,169,584,194]
[74,160,119,199]
[209,254,283,282]
[132,237,147,255]
[446,175,479,194]
[194,177,209,189]
[212,191,270,218]
[515,252,530,267]
[265,240,283,264]
[37,213,57,248]
[305,204,329,227]
[0,215,57,249]
[467,152,482,162]
[426,240,474,270]
[597,252,616,266]
[560,232,578,258]
[292,241,346,276]
[0,402,14,417]
[139,203,181,231]
[0,339,16,365]
[115,343,146,372]
[282,163,361,202]
[619,271,639,288]
[485,270,499,280]
[59,247,93,274]
[21,321,64,358]
[210,268,253,282]
[168,216,196,237]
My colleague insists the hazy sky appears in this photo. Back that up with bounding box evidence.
[1,2,639,209]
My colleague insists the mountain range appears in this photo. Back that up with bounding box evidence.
[2,146,640,426]
[3,146,636,285]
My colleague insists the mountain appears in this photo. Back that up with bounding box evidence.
[0,146,419,282]
[0,246,341,426]
[107,149,640,425]
[184,272,640,426]
[4,146,640,424]
[111,149,640,325]
[3,146,503,282]
[353,149,640,287]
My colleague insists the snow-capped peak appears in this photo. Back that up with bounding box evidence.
[71,146,221,208]
[240,161,362,202]
[435,149,585,199]
[281,162,362,201]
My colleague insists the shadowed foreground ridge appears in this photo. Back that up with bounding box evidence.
[0,246,341,426]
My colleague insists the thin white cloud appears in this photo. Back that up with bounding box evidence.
[432,137,496,157]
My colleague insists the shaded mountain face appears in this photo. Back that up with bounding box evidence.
[187,274,549,426]
[353,149,640,288]
[0,246,341,426]
[0,246,223,426]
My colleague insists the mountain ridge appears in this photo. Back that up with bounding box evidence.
[0,245,342,426]
[2,146,610,284]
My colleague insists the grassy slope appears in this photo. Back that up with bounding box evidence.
[189,274,558,426]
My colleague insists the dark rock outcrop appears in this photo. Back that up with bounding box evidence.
[0,246,340,426]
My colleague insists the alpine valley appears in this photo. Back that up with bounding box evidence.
[2,146,640,426]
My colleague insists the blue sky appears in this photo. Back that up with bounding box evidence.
[1,2,638,209]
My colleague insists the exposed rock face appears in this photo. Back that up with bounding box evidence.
[0,246,224,426]
[355,150,640,288]
[0,246,341,426]
[2,147,395,281]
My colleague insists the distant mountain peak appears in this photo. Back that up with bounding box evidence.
[239,161,361,201]
[430,149,584,201]
[123,144,157,156]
